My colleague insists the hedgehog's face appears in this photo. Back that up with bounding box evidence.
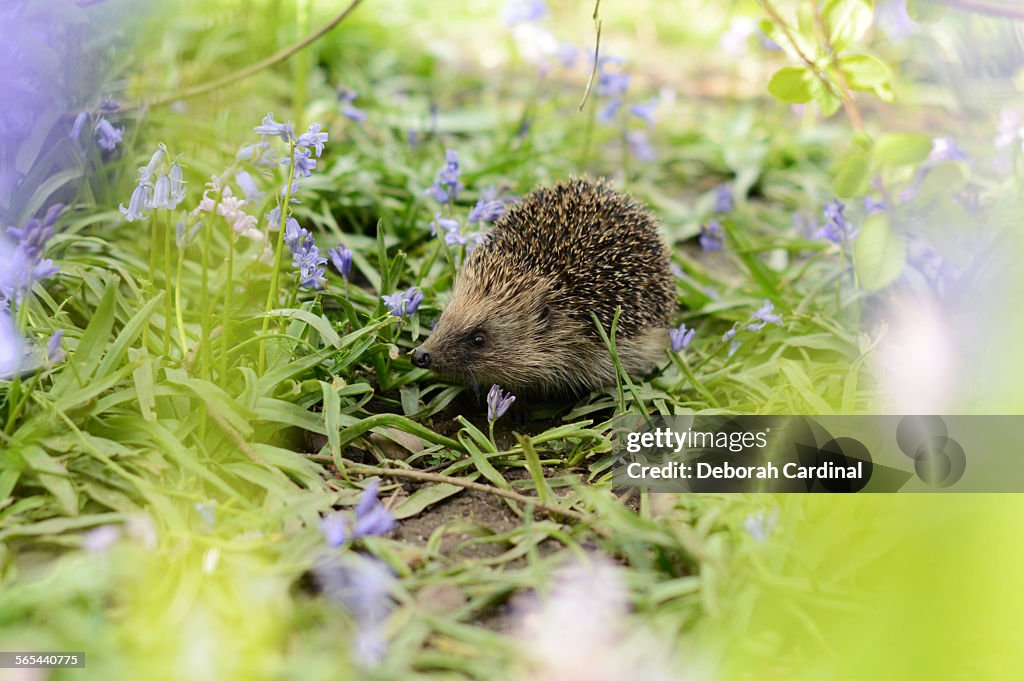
[411,272,563,391]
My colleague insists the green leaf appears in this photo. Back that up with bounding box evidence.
[19,445,78,517]
[768,67,814,103]
[832,149,872,198]
[906,0,947,23]
[873,132,933,167]
[838,52,894,102]
[50,279,116,399]
[854,214,907,291]
[822,0,873,52]
[265,308,342,348]
[392,481,469,520]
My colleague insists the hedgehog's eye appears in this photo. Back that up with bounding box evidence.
[470,331,486,347]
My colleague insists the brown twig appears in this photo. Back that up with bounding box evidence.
[577,0,603,112]
[327,458,589,522]
[931,0,1024,20]
[109,0,365,114]
[759,0,866,132]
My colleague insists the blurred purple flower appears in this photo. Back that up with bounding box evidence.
[723,328,737,343]
[468,198,505,224]
[669,323,695,352]
[817,199,857,244]
[863,196,886,214]
[0,310,24,379]
[504,0,548,25]
[598,99,622,125]
[629,98,658,126]
[748,300,783,332]
[556,43,579,68]
[487,384,516,422]
[713,184,734,214]
[45,329,65,365]
[744,508,778,542]
[699,220,724,252]
[4,205,62,305]
[424,149,464,205]
[596,58,630,97]
[338,91,367,124]
[929,137,967,163]
[329,244,353,280]
[626,130,656,162]
[235,170,262,202]
[94,117,123,151]
[313,553,394,666]
[320,513,348,547]
[69,112,88,140]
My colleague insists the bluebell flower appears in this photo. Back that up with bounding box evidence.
[287,225,327,290]
[430,213,461,237]
[352,481,396,536]
[629,98,658,126]
[669,323,695,352]
[254,112,294,143]
[381,287,423,317]
[556,43,579,68]
[722,328,737,343]
[597,58,630,97]
[381,291,407,317]
[468,198,505,224]
[320,513,348,547]
[296,122,329,157]
[329,244,353,280]
[283,216,304,250]
[929,136,967,163]
[169,163,186,206]
[425,149,464,205]
[175,219,201,250]
[148,174,174,210]
[337,91,367,124]
[626,130,656,162]
[747,300,783,332]
[235,170,262,202]
[487,384,516,422]
[312,553,395,666]
[744,508,778,542]
[863,196,886,214]
[288,147,317,178]
[728,340,740,358]
[817,198,857,244]
[403,287,423,315]
[699,220,724,251]
[139,146,166,184]
[713,184,734,214]
[46,329,64,365]
[69,112,88,141]
[0,310,24,379]
[598,99,622,125]
[94,117,123,151]
[504,0,548,25]
[120,183,152,222]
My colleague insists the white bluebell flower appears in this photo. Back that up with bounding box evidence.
[119,183,152,222]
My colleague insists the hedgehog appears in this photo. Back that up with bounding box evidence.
[411,177,676,396]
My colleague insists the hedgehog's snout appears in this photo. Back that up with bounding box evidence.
[410,346,432,368]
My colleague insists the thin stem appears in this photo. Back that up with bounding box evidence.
[175,246,188,355]
[200,210,213,380]
[144,214,158,348]
[810,0,865,134]
[258,143,298,373]
[162,210,172,356]
[577,0,603,112]
[221,220,235,384]
[107,0,365,114]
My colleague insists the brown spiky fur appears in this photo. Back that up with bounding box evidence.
[415,177,675,395]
